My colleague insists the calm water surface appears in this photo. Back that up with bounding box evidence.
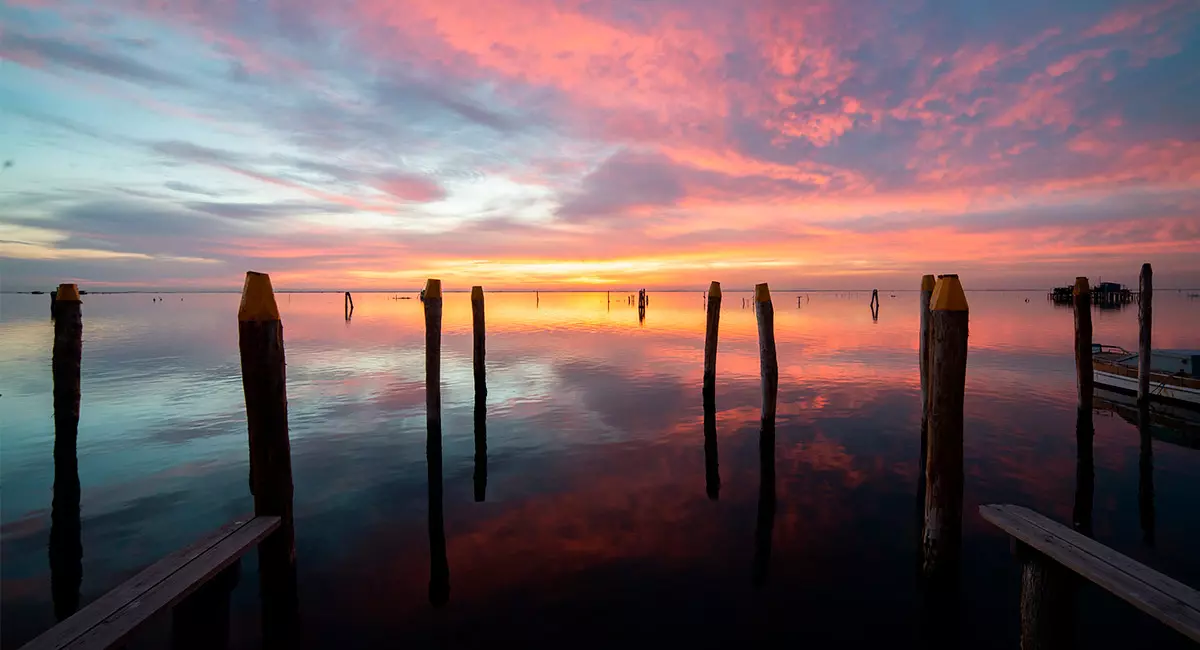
[2,290,1198,648]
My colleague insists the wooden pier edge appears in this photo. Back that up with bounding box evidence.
[980,504,1200,643]
[21,517,280,650]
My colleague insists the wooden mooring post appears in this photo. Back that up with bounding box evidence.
[344,291,353,320]
[703,281,721,400]
[1138,263,1153,407]
[1073,277,1093,414]
[921,274,968,579]
[50,283,83,622]
[237,272,298,646]
[915,274,934,549]
[754,283,778,425]
[423,279,450,605]
[471,285,487,502]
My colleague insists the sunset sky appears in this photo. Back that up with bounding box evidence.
[1,0,1198,290]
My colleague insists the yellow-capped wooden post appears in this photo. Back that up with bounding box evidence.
[703,281,722,400]
[423,279,449,604]
[50,283,82,620]
[237,272,297,644]
[1073,277,1093,413]
[471,285,488,503]
[922,274,968,579]
[755,283,779,424]
[1137,264,1153,408]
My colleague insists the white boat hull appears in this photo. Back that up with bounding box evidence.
[1094,370,1200,406]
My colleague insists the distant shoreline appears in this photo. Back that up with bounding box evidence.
[6,288,1199,295]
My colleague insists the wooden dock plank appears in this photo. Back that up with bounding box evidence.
[22,516,280,650]
[981,504,1200,643]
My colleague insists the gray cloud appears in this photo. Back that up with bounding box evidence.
[164,181,221,197]
[1,32,186,88]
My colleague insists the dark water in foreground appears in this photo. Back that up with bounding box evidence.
[2,290,1198,649]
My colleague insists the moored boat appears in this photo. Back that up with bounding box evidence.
[1092,345,1200,408]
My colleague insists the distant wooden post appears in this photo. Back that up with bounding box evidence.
[237,271,297,646]
[50,283,82,621]
[922,274,968,578]
[1073,277,1093,413]
[344,291,353,320]
[1018,542,1074,650]
[1138,264,1153,407]
[703,281,721,400]
[472,286,486,396]
[754,283,778,425]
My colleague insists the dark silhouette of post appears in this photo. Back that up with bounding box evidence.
[1138,264,1153,407]
[1018,542,1074,650]
[922,274,968,579]
[237,271,297,647]
[754,283,778,426]
[1073,277,1093,414]
[703,281,721,400]
[1073,407,1094,537]
[172,562,239,650]
[752,415,776,587]
[471,285,488,502]
[703,388,720,501]
[424,279,450,606]
[1138,410,1156,546]
[50,283,82,621]
[344,291,354,320]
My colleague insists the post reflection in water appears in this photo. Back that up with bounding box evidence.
[474,388,488,503]
[702,391,720,501]
[49,292,83,622]
[1073,407,1095,537]
[427,421,450,607]
[1138,407,1156,546]
[751,416,776,588]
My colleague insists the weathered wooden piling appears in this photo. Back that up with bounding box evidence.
[922,274,968,578]
[344,291,354,320]
[237,271,297,645]
[1073,277,1093,413]
[754,283,778,425]
[472,285,487,502]
[919,275,934,436]
[1138,263,1153,406]
[423,279,450,605]
[1018,542,1074,650]
[471,286,486,394]
[50,283,82,621]
[703,281,721,400]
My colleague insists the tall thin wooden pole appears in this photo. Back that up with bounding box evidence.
[471,285,487,502]
[922,274,968,579]
[50,283,82,621]
[703,281,722,400]
[344,291,353,320]
[1073,277,1093,414]
[1138,263,1153,407]
[424,279,449,606]
[237,272,297,647]
[916,274,935,550]
[754,283,778,425]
